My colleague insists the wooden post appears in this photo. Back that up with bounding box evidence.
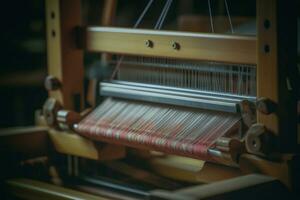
[86,0,117,107]
[45,0,84,111]
[256,0,299,152]
[101,0,117,26]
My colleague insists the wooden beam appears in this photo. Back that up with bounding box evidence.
[256,0,278,136]
[101,0,117,26]
[150,174,289,200]
[85,27,257,65]
[239,154,291,188]
[256,0,299,151]
[86,0,117,107]
[6,179,109,200]
[46,0,84,111]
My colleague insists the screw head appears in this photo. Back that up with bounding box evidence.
[172,41,180,50]
[145,40,153,48]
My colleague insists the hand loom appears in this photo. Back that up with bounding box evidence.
[1,0,299,199]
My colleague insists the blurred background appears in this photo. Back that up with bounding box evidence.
[0,0,298,128]
[0,0,47,128]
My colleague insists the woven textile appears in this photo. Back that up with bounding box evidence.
[75,98,240,160]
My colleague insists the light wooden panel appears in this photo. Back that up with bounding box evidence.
[49,129,126,160]
[46,0,84,111]
[149,155,242,184]
[85,27,257,65]
[256,0,278,134]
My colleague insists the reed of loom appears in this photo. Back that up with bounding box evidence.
[31,0,299,191]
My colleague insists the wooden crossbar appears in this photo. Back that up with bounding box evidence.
[84,27,257,65]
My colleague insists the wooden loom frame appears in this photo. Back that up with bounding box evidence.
[2,0,299,198]
[45,0,299,152]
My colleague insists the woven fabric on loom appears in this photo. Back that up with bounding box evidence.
[75,98,241,160]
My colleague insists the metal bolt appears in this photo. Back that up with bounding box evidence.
[172,41,180,50]
[145,40,153,48]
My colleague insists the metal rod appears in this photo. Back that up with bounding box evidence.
[105,81,256,102]
[99,81,254,113]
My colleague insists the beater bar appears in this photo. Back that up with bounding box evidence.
[100,81,255,113]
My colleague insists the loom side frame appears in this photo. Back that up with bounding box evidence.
[46,0,84,111]
[256,0,299,152]
[2,0,297,196]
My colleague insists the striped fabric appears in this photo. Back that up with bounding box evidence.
[75,98,240,160]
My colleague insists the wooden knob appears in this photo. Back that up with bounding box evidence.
[245,123,277,156]
[245,124,265,156]
[44,75,61,91]
[256,97,276,115]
